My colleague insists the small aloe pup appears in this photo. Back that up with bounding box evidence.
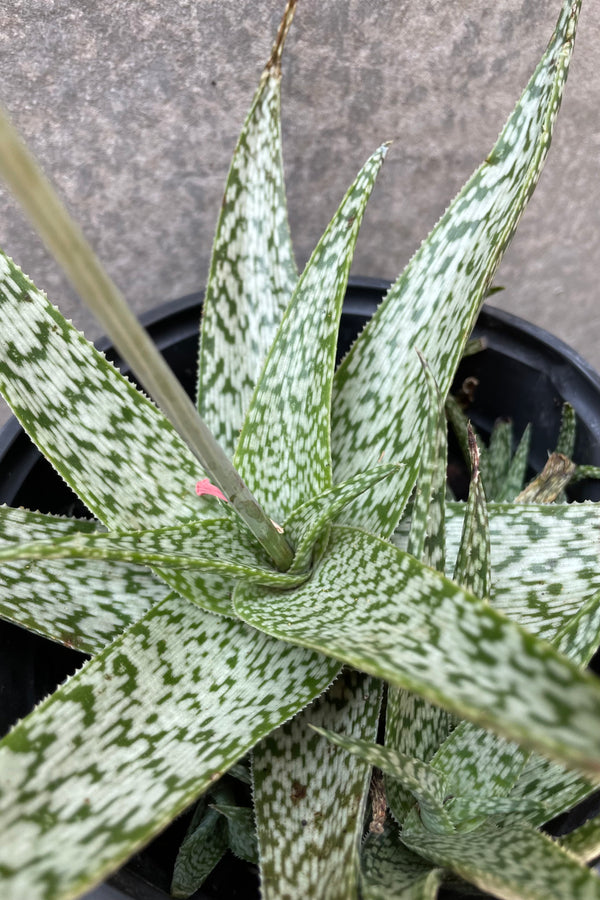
[0,1,600,898]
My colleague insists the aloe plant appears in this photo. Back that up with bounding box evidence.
[0,1,599,898]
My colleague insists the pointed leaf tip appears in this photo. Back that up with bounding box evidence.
[267,0,298,75]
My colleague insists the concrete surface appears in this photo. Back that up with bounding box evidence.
[0,0,599,431]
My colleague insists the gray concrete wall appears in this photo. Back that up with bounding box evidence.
[0,1,599,429]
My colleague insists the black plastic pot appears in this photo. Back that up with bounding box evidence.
[1,279,600,900]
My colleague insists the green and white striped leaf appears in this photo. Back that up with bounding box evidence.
[498,423,532,501]
[234,524,600,777]
[0,515,302,587]
[430,722,528,810]
[284,463,400,574]
[197,1,297,456]
[361,828,443,900]
[402,816,600,900]
[509,752,596,829]
[487,419,514,499]
[0,591,340,900]
[0,506,165,652]
[556,403,577,458]
[407,358,446,572]
[445,794,546,830]
[384,691,454,826]
[234,144,388,522]
[0,253,210,531]
[555,588,600,666]
[331,0,581,532]
[388,371,451,827]
[211,803,258,864]
[560,813,600,864]
[395,502,600,641]
[313,728,453,834]
[445,394,494,498]
[171,799,228,899]
[452,430,490,600]
[253,670,381,900]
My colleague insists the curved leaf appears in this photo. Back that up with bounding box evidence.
[234,525,600,777]
[0,592,340,900]
[331,0,582,532]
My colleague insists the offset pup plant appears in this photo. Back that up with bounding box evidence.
[0,1,600,898]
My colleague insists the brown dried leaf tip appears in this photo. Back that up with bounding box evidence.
[266,0,298,75]
[466,422,480,481]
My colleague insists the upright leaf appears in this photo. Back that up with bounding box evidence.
[331,0,582,531]
[234,144,388,522]
[407,358,447,572]
[497,423,532,501]
[487,419,514,499]
[555,403,577,458]
[197,0,298,456]
[452,428,490,600]
[387,366,451,823]
[561,813,600,864]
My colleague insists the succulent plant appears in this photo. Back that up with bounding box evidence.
[0,1,599,898]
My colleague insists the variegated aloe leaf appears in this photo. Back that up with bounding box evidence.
[0,591,340,900]
[487,419,514,499]
[0,506,165,652]
[407,358,446,572]
[361,828,443,900]
[402,815,600,900]
[234,524,600,777]
[0,515,302,587]
[171,798,229,899]
[387,370,452,826]
[284,463,400,574]
[197,0,298,456]
[554,587,600,665]
[210,803,258,864]
[560,813,600,864]
[254,670,381,899]
[410,452,526,828]
[445,394,493,497]
[395,501,600,641]
[331,0,581,533]
[452,429,490,600]
[234,144,388,522]
[419,496,600,821]
[313,727,453,834]
[556,402,577,458]
[509,753,596,829]
[0,252,209,531]
[509,583,600,829]
[384,691,454,826]
[430,722,528,811]
[497,423,532,501]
